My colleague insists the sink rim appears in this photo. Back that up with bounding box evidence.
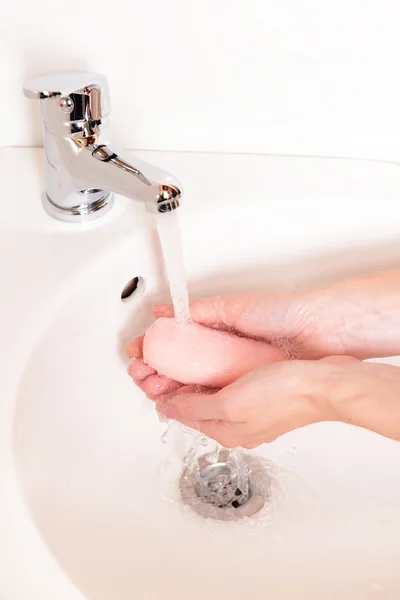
[3,147,400,600]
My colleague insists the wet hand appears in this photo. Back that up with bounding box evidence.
[154,357,350,448]
[152,269,400,360]
[154,356,400,448]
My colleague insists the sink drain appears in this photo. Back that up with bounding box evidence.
[195,461,249,509]
[180,450,270,521]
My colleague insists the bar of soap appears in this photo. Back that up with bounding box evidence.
[142,317,285,388]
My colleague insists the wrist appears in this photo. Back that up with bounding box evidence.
[321,358,400,441]
[318,271,400,359]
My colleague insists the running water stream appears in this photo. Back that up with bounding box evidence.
[153,210,316,522]
[155,211,191,324]
[154,210,227,498]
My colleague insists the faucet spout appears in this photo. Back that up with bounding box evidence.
[91,145,181,213]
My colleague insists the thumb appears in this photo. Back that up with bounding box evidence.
[156,388,228,422]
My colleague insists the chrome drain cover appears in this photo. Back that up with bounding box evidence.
[180,451,270,521]
[195,462,250,508]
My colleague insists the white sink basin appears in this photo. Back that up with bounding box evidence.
[2,148,400,600]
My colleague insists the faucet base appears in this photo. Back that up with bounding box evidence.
[43,190,114,223]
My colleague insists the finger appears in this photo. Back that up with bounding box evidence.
[127,359,156,381]
[133,375,180,401]
[144,375,182,396]
[153,297,237,326]
[156,389,231,422]
[125,336,144,358]
[154,294,292,339]
[155,383,210,403]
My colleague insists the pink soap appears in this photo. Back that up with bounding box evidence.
[142,317,285,388]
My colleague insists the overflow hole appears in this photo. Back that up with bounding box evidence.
[121,277,144,301]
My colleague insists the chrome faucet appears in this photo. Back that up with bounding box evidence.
[23,71,182,222]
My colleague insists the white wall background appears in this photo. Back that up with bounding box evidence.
[2,0,400,161]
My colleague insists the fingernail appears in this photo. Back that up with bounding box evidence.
[125,347,138,359]
[157,403,180,420]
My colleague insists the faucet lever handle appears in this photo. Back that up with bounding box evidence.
[23,71,111,134]
[23,71,109,100]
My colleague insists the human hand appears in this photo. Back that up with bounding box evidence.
[125,287,314,400]
[151,269,400,360]
[126,332,338,446]
[126,268,400,406]
[126,311,288,397]
[154,356,400,447]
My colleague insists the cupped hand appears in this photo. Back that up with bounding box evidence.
[126,269,400,401]
[154,356,359,448]
[126,330,340,446]
[128,341,400,447]
[126,269,400,447]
